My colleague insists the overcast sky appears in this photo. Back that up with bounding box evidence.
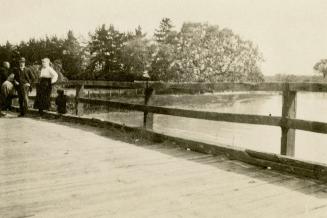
[0,0,326,75]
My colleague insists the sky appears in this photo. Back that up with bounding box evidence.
[0,0,327,76]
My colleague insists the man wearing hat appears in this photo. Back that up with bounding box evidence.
[13,57,34,116]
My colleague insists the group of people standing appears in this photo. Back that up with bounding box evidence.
[0,57,59,117]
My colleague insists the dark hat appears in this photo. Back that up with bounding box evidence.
[19,57,26,63]
[57,89,64,94]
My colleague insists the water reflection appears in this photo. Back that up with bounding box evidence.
[86,92,327,164]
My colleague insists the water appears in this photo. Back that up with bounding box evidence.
[85,92,327,164]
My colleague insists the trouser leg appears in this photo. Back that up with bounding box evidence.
[0,84,4,110]
[18,88,24,115]
[34,84,40,109]
[17,85,29,115]
[1,81,14,110]
[45,84,52,110]
[22,85,29,115]
[38,79,52,113]
[5,98,12,110]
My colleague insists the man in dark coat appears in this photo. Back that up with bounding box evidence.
[13,57,34,116]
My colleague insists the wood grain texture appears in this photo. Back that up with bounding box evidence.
[21,109,327,181]
[52,81,327,93]
[77,97,327,135]
[78,97,282,126]
[281,88,297,156]
[1,115,327,218]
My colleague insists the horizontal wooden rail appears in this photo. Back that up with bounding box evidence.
[29,96,75,102]
[54,80,327,93]
[55,80,146,89]
[78,98,281,127]
[286,119,327,134]
[78,97,327,135]
[288,83,327,92]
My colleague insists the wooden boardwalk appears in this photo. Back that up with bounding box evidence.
[1,114,327,218]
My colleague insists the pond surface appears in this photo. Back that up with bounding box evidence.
[84,92,327,164]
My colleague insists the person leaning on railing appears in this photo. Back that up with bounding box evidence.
[34,58,58,115]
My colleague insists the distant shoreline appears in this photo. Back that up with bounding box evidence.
[264,75,326,83]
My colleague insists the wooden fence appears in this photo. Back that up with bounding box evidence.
[52,81,327,157]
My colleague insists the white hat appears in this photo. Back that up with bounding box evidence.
[42,58,50,63]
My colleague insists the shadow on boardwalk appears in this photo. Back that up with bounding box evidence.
[29,114,327,199]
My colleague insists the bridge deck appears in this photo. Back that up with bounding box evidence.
[1,114,327,218]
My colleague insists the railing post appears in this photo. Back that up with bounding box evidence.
[280,84,297,156]
[143,87,154,129]
[75,84,84,116]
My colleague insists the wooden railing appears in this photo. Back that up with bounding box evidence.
[58,80,327,92]
[51,81,327,157]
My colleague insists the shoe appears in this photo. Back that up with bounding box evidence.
[0,112,6,117]
[18,114,25,117]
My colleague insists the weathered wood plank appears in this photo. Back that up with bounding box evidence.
[280,87,297,156]
[54,81,327,92]
[24,109,327,182]
[78,97,327,134]
[4,109,326,217]
[246,149,327,180]
[286,118,327,134]
[75,85,85,116]
[289,82,327,92]
[76,98,327,134]
[29,96,75,102]
[24,96,327,135]
[143,87,154,129]
[78,97,282,127]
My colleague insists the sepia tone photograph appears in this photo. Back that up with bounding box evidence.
[1,0,327,217]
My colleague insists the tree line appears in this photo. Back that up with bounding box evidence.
[0,18,265,82]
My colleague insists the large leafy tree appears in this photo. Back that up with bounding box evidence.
[0,41,15,65]
[314,59,327,78]
[15,33,85,80]
[170,23,264,82]
[0,19,264,82]
[150,43,177,81]
[87,24,128,80]
[17,36,64,64]
[150,18,178,81]
[61,30,84,79]
[120,27,155,80]
[154,18,177,44]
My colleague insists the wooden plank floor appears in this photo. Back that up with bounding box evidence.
[1,114,327,218]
